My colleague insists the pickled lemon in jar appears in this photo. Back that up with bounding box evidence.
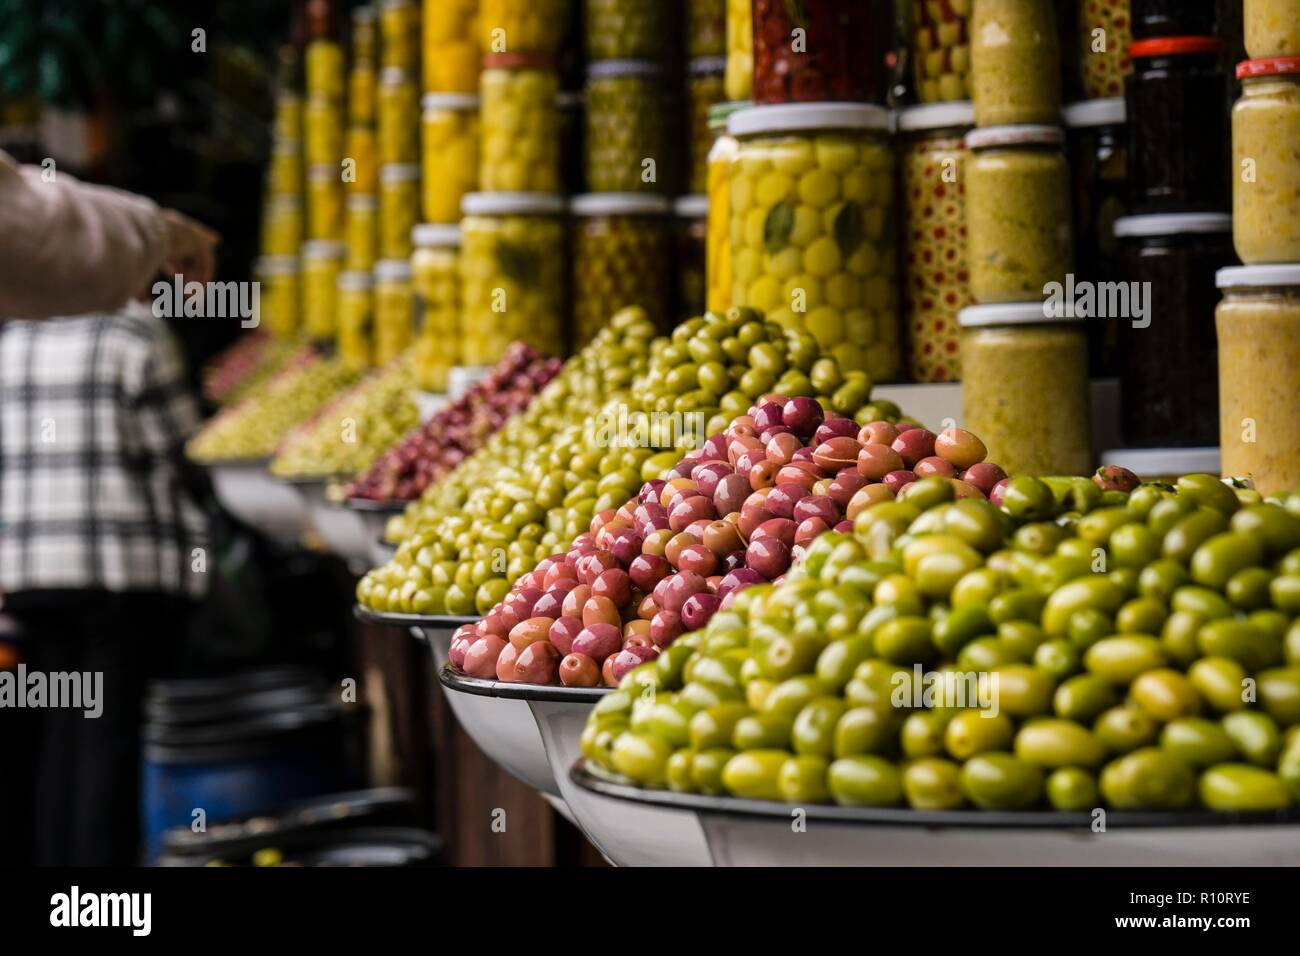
[304,95,344,166]
[379,0,418,70]
[421,94,479,223]
[970,0,1062,126]
[913,0,972,103]
[705,102,743,313]
[379,164,420,259]
[306,39,345,101]
[345,125,378,194]
[348,62,376,125]
[268,140,302,197]
[302,240,347,341]
[1232,59,1300,264]
[337,270,375,369]
[345,194,378,271]
[725,0,753,101]
[374,259,416,364]
[585,60,671,194]
[571,193,672,345]
[306,165,345,241]
[255,257,302,338]
[480,54,561,192]
[728,103,902,381]
[424,0,480,92]
[411,224,462,391]
[480,0,568,55]
[377,67,419,165]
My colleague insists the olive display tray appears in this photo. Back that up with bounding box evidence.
[204,457,310,544]
[352,605,476,629]
[344,497,410,514]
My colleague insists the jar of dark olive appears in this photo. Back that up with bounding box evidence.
[585,60,672,193]
[1114,212,1236,448]
[1129,0,1218,39]
[751,0,893,104]
[674,194,708,321]
[1064,97,1130,376]
[571,193,673,345]
[1125,36,1230,212]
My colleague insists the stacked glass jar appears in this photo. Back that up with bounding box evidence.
[911,0,972,103]
[260,52,304,335]
[304,15,346,245]
[411,224,463,391]
[340,5,379,363]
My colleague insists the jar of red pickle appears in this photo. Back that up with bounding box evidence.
[751,0,893,105]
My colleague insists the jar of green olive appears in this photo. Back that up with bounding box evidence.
[585,0,670,60]
[965,124,1074,303]
[480,53,561,192]
[959,302,1092,476]
[585,59,672,194]
[411,224,462,392]
[337,270,375,370]
[255,256,302,338]
[460,192,568,365]
[374,258,415,365]
[728,102,901,381]
[302,240,346,341]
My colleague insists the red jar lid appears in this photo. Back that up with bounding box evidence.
[1128,36,1224,58]
[482,51,554,71]
[1237,56,1300,79]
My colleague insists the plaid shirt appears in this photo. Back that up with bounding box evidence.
[0,304,208,598]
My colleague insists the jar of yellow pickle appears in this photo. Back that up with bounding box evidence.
[687,57,727,194]
[411,224,462,391]
[304,95,343,166]
[274,92,302,141]
[675,194,708,321]
[302,240,347,340]
[728,103,901,381]
[345,194,378,271]
[348,62,376,125]
[571,193,672,345]
[262,197,303,257]
[725,0,753,101]
[268,140,302,197]
[378,67,419,165]
[1232,58,1300,264]
[912,0,972,103]
[337,270,375,369]
[480,0,569,55]
[379,164,420,259]
[705,101,744,313]
[374,258,416,363]
[423,0,479,93]
[351,4,377,63]
[306,165,345,240]
[344,125,377,193]
[255,256,302,337]
[460,192,568,364]
[306,39,345,101]
[480,54,561,192]
[1245,0,1300,58]
[970,0,1062,127]
[421,93,480,223]
[379,0,418,71]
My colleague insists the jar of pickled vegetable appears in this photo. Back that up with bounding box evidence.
[379,0,418,70]
[705,101,743,313]
[687,57,726,194]
[306,165,345,240]
[480,54,561,192]
[423,0,479,92]
[460,192,568,364]
[1245,0,1300,57]
[344,125,377,193]
[374,258,416,364]
[268,140,302,197]
[345,194,377,271]
[586,0,669,59]
[306,39,344,101]
[274,92,302,141]
[304,95,343,165]
[379,164,419,259]
[1216,264,1300,494]
[572,193,672,345]
[725,0,752,101]
[585,60,671,194]
[965,125,1073,303]
[262,197,303,257]
[960,303,1092,476]
[912,0,972,103]
[899,102,974,384]
[302,240,346,341]
[337,270,375,369]
[256,256,302,337]
[348,63,376,125]
[351,4,377,62]
[970,0,1063,126]
[377,67,419,165]
[752,0,892,104]
[1114,213,1234,448]
[688,0,726,57]
[1078,0,1132,100]
[728,103,901,381]
[1232,58,1300,264]
[411,224,462,391]
[1129,0,1217,39]
[480,0,569,55]
[675,194,708,321]
[421,93,479,223]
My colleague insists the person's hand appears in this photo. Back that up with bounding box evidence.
[161,209,220,285]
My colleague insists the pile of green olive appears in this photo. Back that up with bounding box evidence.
[582,473,1300,813]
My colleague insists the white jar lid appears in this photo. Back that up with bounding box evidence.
[1217,264,1300,288]
[1114,213,1232,237]
[338,270,374,290]
[688,56,727,76]
[272,139,302,153]
[412,223,462,247]
[1062,98,1127,128]
[588,59,663,79]
[729,102,891,137]
[1101,447,1220,476]
[461,191,566,216]
[347,194,377,210]
[897,101,975,132]
[374,259,413,281]
[379,163,420,182]
[965,124,1066,149]
[301,240,347,259]
[307,164,339,182]
[268,195,303,209]
[958,302,1082,328]
[421,92,479,112]
[255,256,300,275]
[380,66,412,86]
[674,194,709,219]
[571,193,670,217]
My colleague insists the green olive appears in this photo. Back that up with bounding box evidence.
[779,754,831,804]
[1034,638,1081,680]
[723,749,790,801]
[689,702,753,751]
[1175,474,1240,516]
[988,664,1055,717]
[1159,718,1238,768]
[1054,673,1120,723]
[959,752,1044,810]
[1130,668,1201,722]
[834,706,897,758]
[691,747,735,795]
[1137,558,1190,602]
[1084,635,1166,685]
[1099,747,1194,810]
[1256,667,1300,726]
[1196,618,1279,672]
[1161,610,1205,668]
[1198,764,1292,811]
[1094,705,1158,754]
[1014,718,1106,768]
[1190,532,1265,590]
[902,757,965,810]
[1116,596,1167,636]
[944,709,1015,760]
[1188,656,1251,713]
[899,710,952,759]
[1222,711,1282,766]
[828,755,904,807]
[1046,767,1100,811]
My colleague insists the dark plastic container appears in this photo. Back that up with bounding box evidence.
[1129,0,1218,39]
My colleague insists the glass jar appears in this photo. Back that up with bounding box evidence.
[268,140,302,197]
[1129,0,1217,39]
[965,125,1073,304]
[348,63,376,125]
[352,5,377,63]
[306,39,345,102]
[688,0,726,58]
[572,193,673,345]
[421,93,479,224]
[345,194,378,271]
[306,165,345,240]
[337,270,375,370]
[379,164,420,259]
[729,103,901,381]
[377,67,419,165]
[1114,213,1235,448]
[899,103,974,384]
[379,0,418,71]
[274,92,302,141]
[752,0,892,104]
[481,54,561,192]
[585,60,671,194]
[344,125,377,194]
[411,224,462,391]
[262,197,303,257]
[959,303,1092,476]
[480,0,569,55]
[423,0,479,93]
[374,258,416,364]
[1245,0,1300,57]
[586,0,668,60]
[970,0,1063,126]
[304,95,343,166]
[302,240,347,341]
[1232,59,1300,264]
[674,194,708,321]
[1126,37,1230,213]
[256,257,302,338]
[1079,0,1133,99]
[687,57,727,195]
[705,101,743,314]
[725,0,753,101]
[460,192,568,364]
[1216,264,1300,494]
[912,0,973,103]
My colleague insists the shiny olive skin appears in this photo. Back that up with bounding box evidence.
[1159,718,1238,769]
[1094,706,1158,754]
[1046,767,1099,811]
[1084,635,1166,685]
[944,710,1014,760]
[723,749,790,800]
[779,754,832,804]
[1198,764,1293,811]
[1100,747,1195,810]
[1256,667,1300,726]
[834,706,897,758]
[1054,673,1120,723]
[959,752,1044,810]
[902,757,965,810]
[691,747,736,795]
[1222,711,1282,767]
[900,710,952,759]
[1014,719,1106,768]
[828,755,904,807]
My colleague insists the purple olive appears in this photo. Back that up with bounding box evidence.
[891,428,937,468]
[882,470,917,495]
[988,478,1012,508]
[814,417,860,445]
[793,494,839,527]
[962,462,1008,497]
[746,536,793,579]
[782,397,825,438]
[692,462,733,498]
[681,592,722,631]
[717,567,764,599]
[766,482,811,519]
[713,473,752,516]
[609,644,658,682]
[628,553,671,590]
[752,402,785,433]
[571,623,622,662]
[752,517,797,547]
